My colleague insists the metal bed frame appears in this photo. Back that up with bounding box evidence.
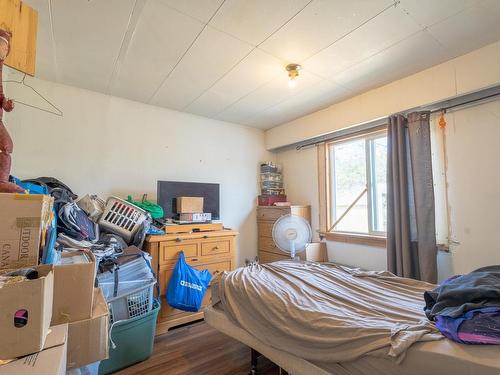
[251,348,288,375]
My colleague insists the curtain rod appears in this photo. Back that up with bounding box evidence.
[284,84,500,152]
[429,90,500,114]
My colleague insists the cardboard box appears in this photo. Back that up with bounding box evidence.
[52,250,97,325]
[176,196,204,213]
[0,193,54,269]
[0,265,54,360]
[67,288,109,369]
[0,324,68,375]
[304,242,328,262]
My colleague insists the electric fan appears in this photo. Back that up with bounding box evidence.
[272,214,312,259]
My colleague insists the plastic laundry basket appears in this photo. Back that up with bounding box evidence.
[102,279,156,323]
[98,300,160,375]
[98,197,148,243]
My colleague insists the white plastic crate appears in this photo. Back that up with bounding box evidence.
[106,279,156,323]
[98,197,148,243]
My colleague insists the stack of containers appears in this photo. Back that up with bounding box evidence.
[97,252,156,323]
[258,162,287,206]
[97,247,160,374]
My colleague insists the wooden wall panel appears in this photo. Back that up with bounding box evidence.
[0,0,38,76]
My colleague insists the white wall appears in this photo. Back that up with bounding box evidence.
[276,98,500,282]
[440,99,500,274]
[4,70,273,266]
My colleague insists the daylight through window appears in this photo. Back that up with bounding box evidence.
[328,131,387,236]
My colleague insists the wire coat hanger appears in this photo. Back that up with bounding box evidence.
[4,74,63,116]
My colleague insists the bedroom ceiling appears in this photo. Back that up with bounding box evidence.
[24,0,500,129]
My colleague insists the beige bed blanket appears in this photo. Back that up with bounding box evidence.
[211,260,443,363]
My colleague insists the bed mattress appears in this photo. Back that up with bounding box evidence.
[204,305,500,375]
[208,260,500,375]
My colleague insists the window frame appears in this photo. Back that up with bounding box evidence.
[318,127,387,247]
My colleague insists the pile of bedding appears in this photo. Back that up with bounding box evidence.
[211,261,442,363]
[424,265,500,344]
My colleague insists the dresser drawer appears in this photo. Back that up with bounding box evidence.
[158,265,173,297]
[160,289,213,319]
[204,260,232,277]
[160,240,199,264]
[158,260,230,320]
[201,239,231,256]
[257,207,289,221]
[258,236,284,256]
[258,221,274,237]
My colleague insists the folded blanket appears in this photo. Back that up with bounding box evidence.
[212,261,442,363]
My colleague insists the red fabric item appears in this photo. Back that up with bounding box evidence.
[0,29,23,193]
[258,195,287,206]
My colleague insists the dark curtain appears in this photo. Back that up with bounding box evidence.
[386,111,437,283]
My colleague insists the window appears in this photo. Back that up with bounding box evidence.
[323,130,387,244]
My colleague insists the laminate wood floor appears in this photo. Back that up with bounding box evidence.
[114,320,279,375]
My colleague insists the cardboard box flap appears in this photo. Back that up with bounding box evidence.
[0,324,67,375]
[67,288,109,369]
[42,324,68,350]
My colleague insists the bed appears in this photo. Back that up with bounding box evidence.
[204,260,500,375]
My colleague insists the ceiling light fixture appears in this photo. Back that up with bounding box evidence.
[286,63,301,88]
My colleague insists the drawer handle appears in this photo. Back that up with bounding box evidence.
[176,238,183,243]
[213,246,219,250]
[192,258,199,262]
[203,235,209,239]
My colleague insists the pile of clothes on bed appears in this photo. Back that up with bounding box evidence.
[424,265,500,345]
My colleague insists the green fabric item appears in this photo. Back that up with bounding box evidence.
[127,195,164,219]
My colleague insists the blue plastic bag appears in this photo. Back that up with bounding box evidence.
[166,251,212,312]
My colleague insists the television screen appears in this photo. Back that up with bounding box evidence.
[157,181,220,220]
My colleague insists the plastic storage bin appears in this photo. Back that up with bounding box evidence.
[98,300,160,375]
[97,253,153,286]
[98,253,153,280]
[260,162,278,173]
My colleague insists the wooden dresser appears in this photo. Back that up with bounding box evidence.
[144,229,238,335]
[257,205,311,263]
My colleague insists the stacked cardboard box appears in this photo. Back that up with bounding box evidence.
[176,196,204,213]
[51,250,109,370]
[0,194,109,373]
[175,197,213,223]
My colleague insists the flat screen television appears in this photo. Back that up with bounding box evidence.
[157,181,220,220]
